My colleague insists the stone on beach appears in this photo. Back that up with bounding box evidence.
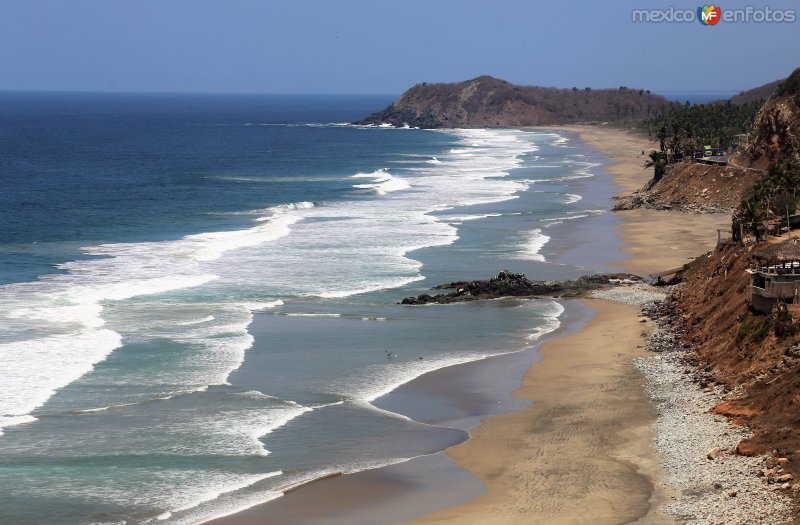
[599,285,794,525]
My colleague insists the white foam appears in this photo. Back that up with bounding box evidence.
[525,302,565,341]
[0,127,579,524]
[0,202,307,434]
[169,471,282,515]
[325,300,565,404]
[517,228,551,262]
[284,312,342,318]
[0,129,543,437]
[564,193,583,204]
[0,415,37,436]
[350,168,388,179]
[243,300,284,311]
[5,153,496,422]
[339,353,503,403]
[68,391,195,414]
[541,209,607,225]
[175,316,216,326]
[263,128,537,299]
[439,213,503,223]
[59,468,285,525]
[313,275,425,299]
[351,169,412,195]
[0,329,123,435]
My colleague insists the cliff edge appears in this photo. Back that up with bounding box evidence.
[747,67,800,168]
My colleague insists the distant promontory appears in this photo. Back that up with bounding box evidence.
[354,76,671,128]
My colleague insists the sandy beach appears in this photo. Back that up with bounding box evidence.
[553,126,730,276]
[402,299,673,525]
[206,125,730,525]
[400,126,727,525]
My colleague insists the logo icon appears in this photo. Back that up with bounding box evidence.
[698,4,722,25]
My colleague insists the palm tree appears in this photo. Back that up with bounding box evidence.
[644,151,667,187]
[737,197,766,242]
[656,126,667,153]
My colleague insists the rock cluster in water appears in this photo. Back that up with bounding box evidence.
[400,270,641,305]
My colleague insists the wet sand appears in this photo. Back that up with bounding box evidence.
[402,300,673,525]
[204,452,484,525]
[555,125,730,275]
[206,125,725,525]
[204,301,595,525]
[403,126,725,524]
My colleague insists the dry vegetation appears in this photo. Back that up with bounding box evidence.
[355,75,671,128]
[613,161,759,213]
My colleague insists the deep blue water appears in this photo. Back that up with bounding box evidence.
[0,93,619,525]
[0,93,406,283]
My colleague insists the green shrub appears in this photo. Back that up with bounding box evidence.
[738,314,770,342]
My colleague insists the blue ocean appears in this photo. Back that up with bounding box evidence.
[0,93,620,525]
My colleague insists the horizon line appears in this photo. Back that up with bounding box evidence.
[0,88,745,97]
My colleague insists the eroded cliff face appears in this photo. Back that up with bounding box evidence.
[354,76,670,128]
[747,68,800,166]
[670,242,800,465]
[613,162,760,213]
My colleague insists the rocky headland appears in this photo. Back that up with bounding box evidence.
[354,76,670,128]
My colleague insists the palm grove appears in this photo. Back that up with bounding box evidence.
[640,96,799,242]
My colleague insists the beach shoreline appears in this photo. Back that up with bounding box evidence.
[399,125,730,524]
[202,300,594,525]
[203,125,729,525]
[401,298,675,525]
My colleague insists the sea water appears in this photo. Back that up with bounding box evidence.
[0,93,616,524]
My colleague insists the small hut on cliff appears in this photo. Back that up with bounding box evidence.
[750,238,800,313]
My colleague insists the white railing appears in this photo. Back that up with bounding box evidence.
[752,264,800,276]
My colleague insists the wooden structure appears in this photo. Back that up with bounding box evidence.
[750,238,800,313]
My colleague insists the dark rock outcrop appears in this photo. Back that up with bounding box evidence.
[354,76,670,129]
[400,270,641,305]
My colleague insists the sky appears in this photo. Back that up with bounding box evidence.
[0,0,797,95]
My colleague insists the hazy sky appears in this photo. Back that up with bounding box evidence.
[1,0,797,94]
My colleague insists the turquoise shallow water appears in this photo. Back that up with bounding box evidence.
[0,94,618,524]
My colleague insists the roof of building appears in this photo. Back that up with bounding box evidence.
[753,237,800,263]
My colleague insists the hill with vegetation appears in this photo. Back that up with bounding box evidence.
[354,76,671,128]
[728,78,783,105]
